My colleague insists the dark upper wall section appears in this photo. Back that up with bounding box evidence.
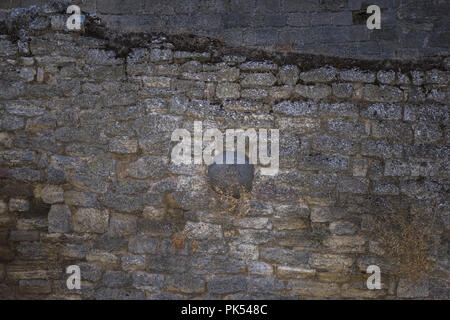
[1,0,449,61]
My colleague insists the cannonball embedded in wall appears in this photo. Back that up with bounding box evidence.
[207,151,254,199]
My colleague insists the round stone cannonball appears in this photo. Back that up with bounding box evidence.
[207,151,254,199]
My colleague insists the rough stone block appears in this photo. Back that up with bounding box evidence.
[363,84,403,102]
[165,275,205,294]
[48,204,72,233]
[332,82,353,98]
[241,73,277,87]
[216,82,240,99]
[40,185,64,204]
[207,275,247,294]
[9,198,29,212]
[295,84,331,100]
[339,69,376,83]
[278,65,299,85]
[299,66,336,83]
[73,208,109,234]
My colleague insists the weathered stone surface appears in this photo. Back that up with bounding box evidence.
[239,61,277,72]
[9,230,39,242]
[109,137,138,154]
[290,279,340,297]
[299,153,349,172]
[260,248,309,266]
[352,158,368,177]
[64,190,98,207]
[95,288,146,300]
[363,85,403,102]
[126,156,168,180]
[361,103,402,120]
[109,213,137,237]
[310,253,354,272]
[48,204,72,233]
[241,73,277,87]
[339,69,375,83]
[128,235,158,254]
[361,140,403,158]
[273,100,317,116]
[40,185,64,204]
[300,66,336,83]
[216,82,240,99]
[207,275,247,294]
[397,278,429,298]
[248,261,273,276]
[102,271,132,288]
[8,198,29,212]
[377,70,396,84]
[73,208,109,234]
[295,84,331,100]
[166,275,205,294]
[0,6,448,300]
[132,271,164,291]
[332,82,353,98]
[184,221,222,240]
[413,123,442,143]
[19,280,52,294]
[278,65,299,85]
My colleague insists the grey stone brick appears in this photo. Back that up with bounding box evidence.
[338,177,369,194]
[273,100,317,116]
[361,103,402,120]
[425,69,448,84]
[216,82,240,99]
[339,69,376,83]
[146,255,189,273]
[132,271,164,291]
[328,118,370,140]
[299,66,337,83]
[278,65,299,85]
[332,82,354,98]
[126,156,168,180]
[241,73,277,87]
[397,278,429,298]
[95,288,146,300]
[413,123,442,143]
[48,204,72,233]
[361,140,403,158]
[239,61,278,72]
[377,70,396,84]
[166,275,205,294]
[247,277,285,293]
[128,235,159,254]
[295,84,331,100]
[404,104,449,123]
[363,85,403,102]
[248,261,273,276]
[384,159,410,176]
[73,208,109,234]
[372,178,400,195]
[371,121,413,143]
[207,275,247,294]
[260,248,309,266]
[299,153,349,172]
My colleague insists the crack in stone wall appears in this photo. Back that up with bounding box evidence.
[0,3,449,299]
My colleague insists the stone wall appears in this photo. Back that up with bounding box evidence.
[0,0,449,60]
[0,3,449,299]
